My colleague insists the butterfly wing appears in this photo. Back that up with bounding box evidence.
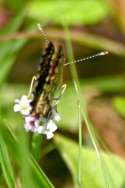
[48,44,64,101]
[30,42,64,118]
[30,41,55,114]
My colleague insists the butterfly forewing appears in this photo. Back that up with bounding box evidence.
[30,41,64,119]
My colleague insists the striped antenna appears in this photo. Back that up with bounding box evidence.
[64,51,109,66]
[37,23,49,43]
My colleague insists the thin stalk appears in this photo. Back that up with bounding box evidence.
[64,24,84,188]
[1,29,125,56]
[74,80,83,188]
[64,24,110,188]
[78,102,82,188]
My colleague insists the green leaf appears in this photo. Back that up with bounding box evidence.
[113,97,125,118]
[28,0,109,25]
[55,135,125,188]
[0,133,15,188]
[1,125,54,188]
[5,0,26,12]
[0,9,26,84]
[0,39,26,84]
[0,9,26,34]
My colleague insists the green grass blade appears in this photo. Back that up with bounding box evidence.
[73,81,83,188]
[1,124,54,188]
[31,134,44,161]
[0,9,26,34]
[30,157,55,188]
[0,133,15,188]
[0,9,27,84]
[64,25,110,187]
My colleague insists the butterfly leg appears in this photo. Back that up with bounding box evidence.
[52,84,67,106]
[27,76,37,98]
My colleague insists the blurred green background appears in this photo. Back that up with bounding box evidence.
[1,0,125,188]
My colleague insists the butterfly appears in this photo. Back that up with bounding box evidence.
[14,40,65,138]
[14,38,107,138]
[30,41,64,120]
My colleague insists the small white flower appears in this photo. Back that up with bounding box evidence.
[46,132,54,139]
[37,119,57,139]
[44,120,57,139]
[47,120,57,132]
[14,95,32,116]
[14,95,59,139]
[36,126,45,134]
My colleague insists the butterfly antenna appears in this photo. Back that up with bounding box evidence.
[27,76,36,98]
[37,23,49,43]
[64,51,108,66]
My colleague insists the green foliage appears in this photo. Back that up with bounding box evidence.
[55,134,125,188]
[31,134,43,161]
[5,0,26,12]
[113,97,125,118]
[0,123,54,188]
[0,1,125,187]
[28,0,109,25]
[0,10,27,85]
[58,76,125,130]
[0,133,15,188]
[0,83,54,187]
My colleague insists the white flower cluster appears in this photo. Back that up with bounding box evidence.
[14,95,60,139]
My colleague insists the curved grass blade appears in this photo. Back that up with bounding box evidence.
[63,25,110,187]
[1,124,54,188]
[30,157,55,188]
[0,9,27,84]
[0,133,15,188]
